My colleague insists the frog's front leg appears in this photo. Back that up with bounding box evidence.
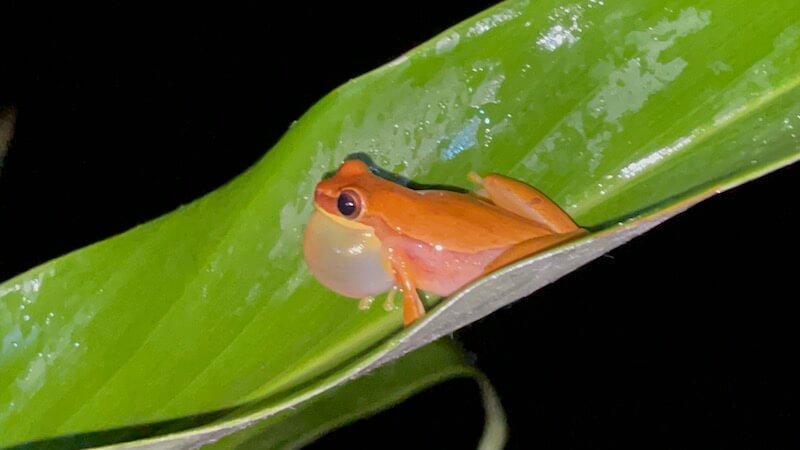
[468,172,580,233]
[384,248,426,326]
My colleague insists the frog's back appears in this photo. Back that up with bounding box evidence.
[367,189,552,253]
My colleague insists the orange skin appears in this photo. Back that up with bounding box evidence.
[303,160,585,326]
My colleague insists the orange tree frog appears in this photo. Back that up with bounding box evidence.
[303,160,586,326]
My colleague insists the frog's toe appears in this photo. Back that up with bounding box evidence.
[358,296,375,310]
[467,171,484,185]
[382,286,399,311]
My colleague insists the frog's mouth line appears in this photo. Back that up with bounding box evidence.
[313,203,374,231]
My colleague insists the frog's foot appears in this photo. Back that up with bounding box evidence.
[484,229,588,274]
[467,172,490,199]
[469,172,580,233]
[358,296,375,311]
[467,171,483,185]
[383,286,399,311]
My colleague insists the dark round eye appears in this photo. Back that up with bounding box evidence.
[337,190,361,218]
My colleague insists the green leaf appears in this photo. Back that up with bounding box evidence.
[204,340,505,450]
[7,340,506,450]
[2,0,799,447]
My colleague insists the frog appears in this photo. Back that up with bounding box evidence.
[302,159,586,326]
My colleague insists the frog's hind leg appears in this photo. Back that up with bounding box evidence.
[484,229,587,274]
[468,172,580,233]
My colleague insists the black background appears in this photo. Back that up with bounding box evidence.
[1,2,799,449]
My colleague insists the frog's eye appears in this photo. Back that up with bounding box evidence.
[337,190,362,218]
